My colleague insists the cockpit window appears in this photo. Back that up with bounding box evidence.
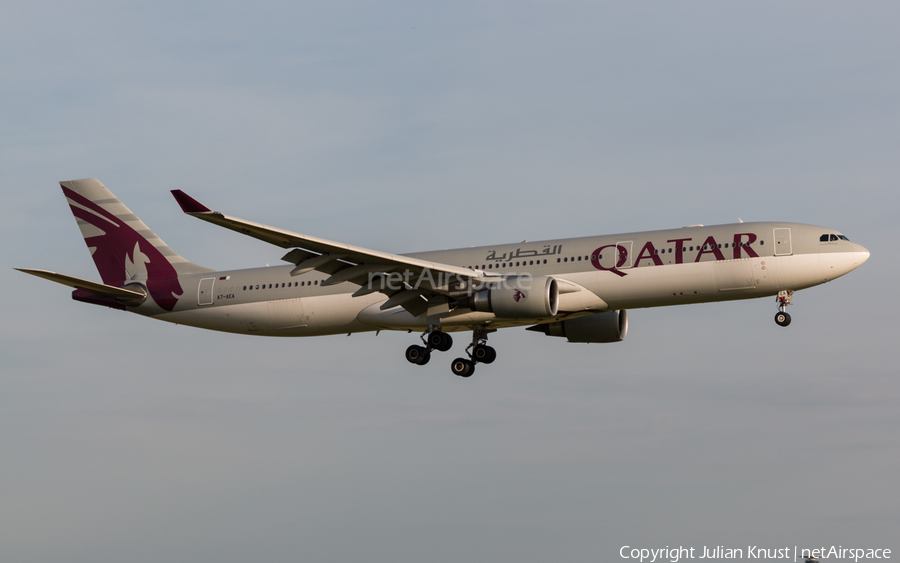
[830,234,839,241]
[839,235,850,241]
[820,234,829,242]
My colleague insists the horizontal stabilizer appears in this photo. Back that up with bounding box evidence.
[15,268,147,304]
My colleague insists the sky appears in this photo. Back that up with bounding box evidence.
[1,1,898,562]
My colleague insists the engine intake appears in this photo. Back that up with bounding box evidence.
[468,275,559,319]
[528,310,628,343]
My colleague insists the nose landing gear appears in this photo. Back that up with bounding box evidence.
[774,290,793,327]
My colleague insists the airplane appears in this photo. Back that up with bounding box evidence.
[17,179,870,377]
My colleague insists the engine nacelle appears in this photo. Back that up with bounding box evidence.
[528,310,628,343]
[469,275,559,318]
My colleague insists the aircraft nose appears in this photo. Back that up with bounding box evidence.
[854,243,870,265]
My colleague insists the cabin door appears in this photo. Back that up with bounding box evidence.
[773,228,792,256]
[198,277,215,305]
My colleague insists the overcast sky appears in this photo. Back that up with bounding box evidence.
[2,2,898,562]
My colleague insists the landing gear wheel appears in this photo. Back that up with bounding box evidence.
[472,344,496,364]
[774,312,791,327]
[406,345,431,365]
[450,357,475,377]
[427,331,453,352]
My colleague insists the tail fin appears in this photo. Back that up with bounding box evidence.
[61,178,212,311]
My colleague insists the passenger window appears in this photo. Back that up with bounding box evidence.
[577,256,581,261]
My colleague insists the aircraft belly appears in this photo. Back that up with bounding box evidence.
[356,301,553,331]
[298,293,383,335]
[154,293,381,336]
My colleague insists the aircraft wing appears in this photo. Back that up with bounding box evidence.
[171,191,485,314]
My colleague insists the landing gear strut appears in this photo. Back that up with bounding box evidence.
[775,290,793,327]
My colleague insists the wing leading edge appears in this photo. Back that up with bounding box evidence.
[170,190,486,315]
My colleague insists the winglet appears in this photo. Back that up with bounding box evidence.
[171,190,212,213]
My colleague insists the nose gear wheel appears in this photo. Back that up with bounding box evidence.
[774,290,794,327]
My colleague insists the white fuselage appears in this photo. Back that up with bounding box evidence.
[142,221,869,336]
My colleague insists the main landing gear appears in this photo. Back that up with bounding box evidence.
[405,328,452,367]
[774,290,794,327]
[405,327,496,377]
[449,327,496,378]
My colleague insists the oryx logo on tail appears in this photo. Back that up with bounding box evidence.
[61,179,192,311]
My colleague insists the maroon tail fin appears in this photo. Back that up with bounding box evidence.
[60,178,212,311]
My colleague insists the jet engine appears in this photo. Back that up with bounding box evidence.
[527,310,628,343]
[468,275,559,318]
